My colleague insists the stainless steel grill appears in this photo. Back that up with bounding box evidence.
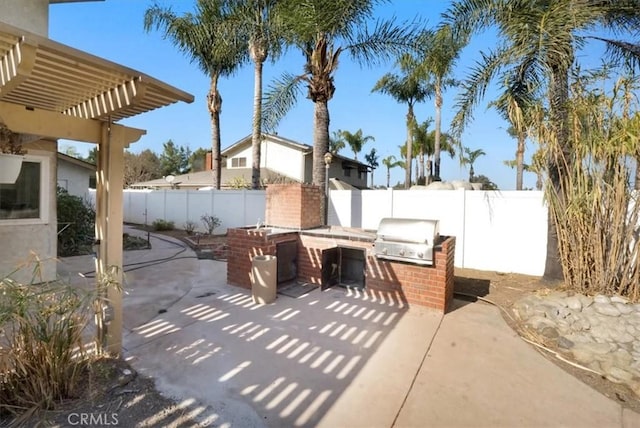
[373,218,440,265]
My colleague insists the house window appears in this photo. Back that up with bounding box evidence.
[343,168,351,177]
[231,157,247,168]
[0,156,49,223]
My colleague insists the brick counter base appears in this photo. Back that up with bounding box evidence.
[227,227,456,313]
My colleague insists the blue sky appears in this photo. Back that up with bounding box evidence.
[50,0,553,189]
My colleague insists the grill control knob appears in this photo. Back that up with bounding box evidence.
[399,249,405,256]
[417,252,424,258]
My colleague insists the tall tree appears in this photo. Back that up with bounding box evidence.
[264,0,422,187]
[145,0,246,189]
[489,69,539,190]
[446,0,640,279]
[413,120,456,183]
[225,0,285,189]
[124,150,162,187]
[339,128,374,160]
[160,140,189,176]
[382,154,401,188]
[420,25,461,180]
[364,147,379,187]
[460,147,486,182]
[329,130,346,154]
[85,147,98,165]
[372,52,434,188]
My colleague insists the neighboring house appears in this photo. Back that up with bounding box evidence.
[57,152,96,200]
[131,133,370,189]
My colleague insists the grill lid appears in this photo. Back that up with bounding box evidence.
[376,218,439,244]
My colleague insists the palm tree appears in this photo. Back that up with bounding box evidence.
[339,129,374,161]
[489,69,539,190]
[329,130,345,154]
[412,119,432,182]
[420,25,461,181]
[227,0,286,189]
[446,0,640,279]
[144,0,245,189]
[364,147,379,187]
[460,147,485,182]
[382,154,401,188]
[372,52,434,188]
[264,0,422,187]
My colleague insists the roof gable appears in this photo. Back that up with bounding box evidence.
[221,133,312,157]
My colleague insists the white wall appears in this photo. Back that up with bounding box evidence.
[328,189,548,276]
[89,188,266,234]
[57,159,93,200]
[226,141,305,181]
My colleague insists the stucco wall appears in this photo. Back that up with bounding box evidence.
[58,158,94,200]
[0,140,57,284]
[1,0,49,35]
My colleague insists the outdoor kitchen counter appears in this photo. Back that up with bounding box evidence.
[257,225,377,242]
[298,226,377,243]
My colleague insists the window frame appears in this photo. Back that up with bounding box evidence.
[0,154,50,225]
[230,157,247,168]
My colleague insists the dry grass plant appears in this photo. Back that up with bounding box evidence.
[539,71,640,301]
[0,260,121,420]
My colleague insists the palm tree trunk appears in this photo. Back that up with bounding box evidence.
[544,62,572,281]
[251,59,264,190]
[386,167,390,188]
[314,99,330,225]
[207,74,222,189]
[405,104,414,189]
[433,83,443,180]
[515,132,525,190]
[313,100,330,186]
[418,149,425,182]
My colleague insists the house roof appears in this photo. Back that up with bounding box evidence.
[0,21,193,123]
[221,133,313,157]
[57,152,95,171]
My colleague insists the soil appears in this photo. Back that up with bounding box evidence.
[3,229,639,426]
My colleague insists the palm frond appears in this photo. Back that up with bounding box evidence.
[344,17,425,67]
[262,72,306,132]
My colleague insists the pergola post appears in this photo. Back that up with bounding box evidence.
[94,122,129,356]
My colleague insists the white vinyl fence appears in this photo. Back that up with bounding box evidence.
[88,188,266,234]
[328,189,548,276]
[89,187,548,275]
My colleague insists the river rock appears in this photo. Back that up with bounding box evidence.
[611,295,629,304]
[541,326,560,339]
[592,302,621,317]
[578,295,594,309]
[594,294,611,304]
[565,296,583,311]
[558,336,575,349]
[605,367,634,383]
[527,315,555,331]
[615,303,634,315]
[589,325,611,341]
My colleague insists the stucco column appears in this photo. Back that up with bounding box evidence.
[95,121,125,356]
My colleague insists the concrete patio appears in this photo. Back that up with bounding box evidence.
[57,229,640,427]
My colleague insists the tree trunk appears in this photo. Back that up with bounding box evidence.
[418,149,425,182]
[405,104,414,189]
[313,99,330,225]
[543,62,572,281]
[433,82,443,180]
[207,74,222,189]
[515,131,525,190]
[386,167,390,188]
[251,59,264,189]
[469,164,474,182]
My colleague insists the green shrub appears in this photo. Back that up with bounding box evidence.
[200,214,221,235]
[152,219,175,231]
[57,187,95,257]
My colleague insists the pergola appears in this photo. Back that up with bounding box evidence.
[0,21,193,355]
